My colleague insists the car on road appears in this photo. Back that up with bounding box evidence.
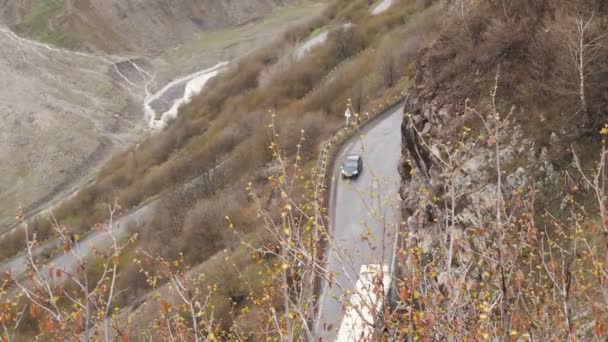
[341,154,362,179]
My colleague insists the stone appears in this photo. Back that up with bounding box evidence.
[421,122,432,135]
[550,132,559,145]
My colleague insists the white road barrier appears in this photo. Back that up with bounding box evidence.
[336,264,391,341]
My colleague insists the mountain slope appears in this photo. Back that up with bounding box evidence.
[5,0,301,52]
[0,26,142,229]
[0,0,322,231]
[0,1,444,339]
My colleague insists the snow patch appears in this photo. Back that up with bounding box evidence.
[144,61,229,129]
[370,0,393,15]
[295,31,329,60]
[294,23,353,61]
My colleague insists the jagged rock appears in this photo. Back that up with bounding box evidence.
[438,107,451,123]
[461,153,487,176]
[430,124,441,137]
[423,106,432,121]
[505,167,527,191]
[539,147,549,161]
[421,122,432,135]
[550,132,560,145]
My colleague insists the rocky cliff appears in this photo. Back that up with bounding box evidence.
[400,0,608,251]
[396,0,608,337]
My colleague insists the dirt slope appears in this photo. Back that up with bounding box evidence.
[0,23,149,228]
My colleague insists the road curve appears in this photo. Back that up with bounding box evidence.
[315,104,403,341]
[0,202,156,279]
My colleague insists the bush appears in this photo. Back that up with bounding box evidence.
[174,197,230,265]
[327,25,367,60]
[277,111,329,161]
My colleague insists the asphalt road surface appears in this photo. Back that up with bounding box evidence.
[0,202,156,280]
[315,104,404,341]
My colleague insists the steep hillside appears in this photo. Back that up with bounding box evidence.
[0,0,443,339]
[0,1,322,231]
[0,26,144,229]
[398,0,608,339]
[4,0,301,52]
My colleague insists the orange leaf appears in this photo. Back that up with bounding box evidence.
[160,299,171,314]
[73,311,84,334]
[400,287,409,302]
[514,270,524,290]
[548,260,559,273]
[29,304,41,319]
[595,320,604,337]
[56,269,62,279]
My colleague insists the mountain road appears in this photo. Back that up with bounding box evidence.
[315,103,404,340]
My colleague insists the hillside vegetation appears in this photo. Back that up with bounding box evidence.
[0,0,443,339]
[0,0,439,259]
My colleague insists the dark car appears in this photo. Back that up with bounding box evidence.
[341,154,363,179]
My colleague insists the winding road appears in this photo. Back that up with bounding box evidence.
[315,104,404,341]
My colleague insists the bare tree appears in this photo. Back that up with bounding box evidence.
[567,12,605,129]
[13,201,135,341]
[380,51,396,88]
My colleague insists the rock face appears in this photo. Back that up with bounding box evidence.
[394,2,608,338]
[398,32,563,255]
[395,3,608,302]
[4,0,297,53]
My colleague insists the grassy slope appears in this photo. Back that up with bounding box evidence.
[18,0,72,47]
[152,2,326,92]
[12,0,322,52]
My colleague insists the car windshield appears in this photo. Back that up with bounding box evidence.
[344,157,358,169]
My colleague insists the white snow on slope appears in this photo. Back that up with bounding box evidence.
[371,0,393,15]
[294,23,354,61]
[144,61,229,129]
[295,31,329,60]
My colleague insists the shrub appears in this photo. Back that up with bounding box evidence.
[277,111,329,161]
[174,197,230,265]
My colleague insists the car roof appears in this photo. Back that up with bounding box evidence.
[346,154,360,161]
